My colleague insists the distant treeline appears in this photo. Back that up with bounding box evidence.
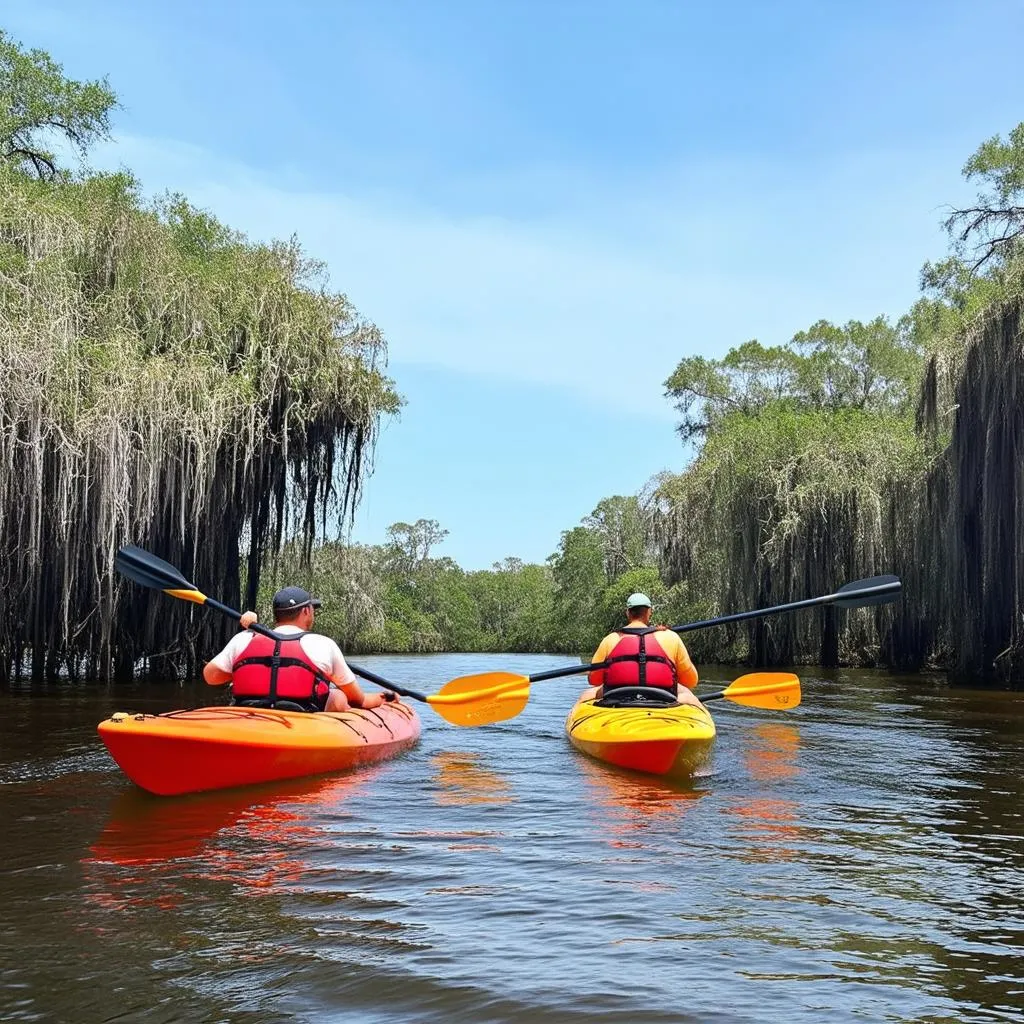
[257,502,665,656]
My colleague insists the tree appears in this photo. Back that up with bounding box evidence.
[939,122,1024,273]
[665,319,922,446]
[384,519,449,574]
[0,29,117,179]
[583,495,651,579]
[548,526,606,651]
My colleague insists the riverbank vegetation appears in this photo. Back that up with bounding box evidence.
[0,31,398,681]
[652,125,1024,684]
[257,498,664,655]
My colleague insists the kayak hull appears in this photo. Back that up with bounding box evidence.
[565,696,716,777]
[98,703,421,796]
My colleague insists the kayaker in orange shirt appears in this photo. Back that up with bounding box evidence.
[202,586,392,712]
[582,592,703,707]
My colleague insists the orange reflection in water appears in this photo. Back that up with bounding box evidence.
[82,769,380,916]
[726,721,806,862]
[578,756,708,850]
[431,751,514,808]
[742,722,802,782]
[421,751,513,853]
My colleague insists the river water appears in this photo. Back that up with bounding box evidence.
[1,654,1023,1023]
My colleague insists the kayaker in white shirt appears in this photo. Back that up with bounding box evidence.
[203,586,391,711]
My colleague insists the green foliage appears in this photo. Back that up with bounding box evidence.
[964,123,1024,203]
[259,525,559,654]
[255,500,673,658]
[547,526,607,651]
[546,497,670,652]
[940,122,1024,273]
[0,29,118,179]
[0,49,398,679]
[665,318,923,445]
[583,495,652,578]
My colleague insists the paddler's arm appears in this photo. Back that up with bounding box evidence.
[587,634,616,687]
[664,632,699,689]
[203,662,232,686]
[338,679,384,709]
[328,645,393,709]
[202,610,258,686]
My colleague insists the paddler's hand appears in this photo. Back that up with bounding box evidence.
[381,690,398,703]
[239,611,258,630]
[360,693,385,709]
[654,623,671,631]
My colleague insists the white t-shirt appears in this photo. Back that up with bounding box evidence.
[210,624,356,687]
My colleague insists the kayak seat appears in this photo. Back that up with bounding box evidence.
[594,686,680,709]
[231,698,315,713]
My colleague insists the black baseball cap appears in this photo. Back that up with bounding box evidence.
[272,586,322,612]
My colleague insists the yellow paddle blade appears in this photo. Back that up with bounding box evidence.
[723,672,801,709]
[163,587,209,605]
[435,671,529,696]
[427,672,531,727]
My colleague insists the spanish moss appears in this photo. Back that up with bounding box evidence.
[0,169,399,682]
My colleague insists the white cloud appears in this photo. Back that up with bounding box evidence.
[90,133,962,419]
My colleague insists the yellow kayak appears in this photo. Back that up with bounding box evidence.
[565,689,716,777]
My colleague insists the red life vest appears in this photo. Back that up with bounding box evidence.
[598,627,677,691]
[230,631,332,711]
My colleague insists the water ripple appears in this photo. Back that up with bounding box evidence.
[2,662,1024,1022]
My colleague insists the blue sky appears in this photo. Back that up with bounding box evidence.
[8,1,1024,567]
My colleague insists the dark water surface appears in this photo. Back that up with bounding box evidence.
[2,655,1023,1023]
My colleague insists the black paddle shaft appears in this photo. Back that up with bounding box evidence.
[114,546,428,702]
[669,575,902,634]
[521,576,902,685]
[528,661,607,683]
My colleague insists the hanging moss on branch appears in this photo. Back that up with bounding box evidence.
[654,405,932,667]
[0,169,399,681]
[908,298,1024,682]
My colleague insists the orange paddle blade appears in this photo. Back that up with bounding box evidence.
[721,672,801,709]
[163,588,209,605]
[427,672,531,726]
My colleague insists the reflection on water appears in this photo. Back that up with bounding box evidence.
[578,755,707,847]
[2,660,1024,1024]
[89,771,376,867]
[83,770,383,928]
[723,720,805,861]
[723,796,804,863]
[431,751,514,807]
[743,721,802,782]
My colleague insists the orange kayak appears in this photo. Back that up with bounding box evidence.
[97,703,421,796]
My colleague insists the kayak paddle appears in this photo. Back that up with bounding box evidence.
[699,672,801,709]
[433,669,800,713]
[433,573,900,709]
[114,545,526,727]
[669,575,902,633]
